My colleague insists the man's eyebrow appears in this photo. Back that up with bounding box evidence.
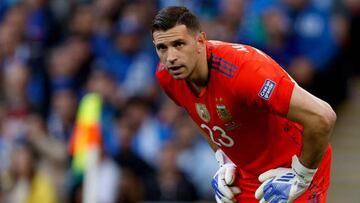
[155,43,166,49]
[155,38,185,48]
[172,39,185,44]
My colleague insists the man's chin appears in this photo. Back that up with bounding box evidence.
[172,74,186,80]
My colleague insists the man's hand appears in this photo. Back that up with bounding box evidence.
[255,155,317,203]
[212,149,241,203]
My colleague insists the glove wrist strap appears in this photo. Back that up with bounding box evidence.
[291,155,318,183]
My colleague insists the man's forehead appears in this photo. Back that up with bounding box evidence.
[153,25,191,44]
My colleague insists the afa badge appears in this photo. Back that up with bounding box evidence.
[216,98,240,130]
[196,103,210,123]
[216,104,232,123]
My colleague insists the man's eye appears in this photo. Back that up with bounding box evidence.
[157,45,167,51]
[174,42,185,47]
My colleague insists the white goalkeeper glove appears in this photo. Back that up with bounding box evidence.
[255,155,317,203]
[212,149,241,203]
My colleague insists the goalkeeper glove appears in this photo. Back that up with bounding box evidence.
[255,155,317,203]
[212,149,241,203]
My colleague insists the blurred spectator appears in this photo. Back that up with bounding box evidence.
[47,88,77,142]
[259,6,293,67]
[85,68,122,156]
[345,0,360,74]
[91,0,119,37]
[1,62,31,141]
[86,66,122,108]
[282,0,338,86]
[92,0,123,22]
[25,113,68,202]
[0,15,30,66]
[3,62,30,112]
[156,98,184,138]
[156,142,199,201]
[2,138,57,203]
[173,118,218,200]
[121,96,170,166]
[68,5,94,38]
[0,103,11,173]
[1,5,27,44]
[116,167,144,203]
[311,12,351,108]
[47,35,93,97]
[65,36,94,91]
[23,0,57,46]
[92,3,158,99]
[114,117,160,201]
[47,46,77,93]
[236,0,279,45]
[203,0,245,42]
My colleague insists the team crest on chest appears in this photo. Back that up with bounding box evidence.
[195,103,210,123]
[216,104,232,122]
[216,97,240,130]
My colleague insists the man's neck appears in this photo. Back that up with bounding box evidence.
[186,81,203,96]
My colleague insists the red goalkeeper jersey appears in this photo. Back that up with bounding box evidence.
[156,40,331,202]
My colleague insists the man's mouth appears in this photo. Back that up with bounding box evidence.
[168,66,181,70]
[168,65,184,74]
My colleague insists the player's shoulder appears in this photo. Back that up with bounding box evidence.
[208,40,265,61]
[207,40,275,78]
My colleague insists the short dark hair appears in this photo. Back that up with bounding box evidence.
[151,6,201,35]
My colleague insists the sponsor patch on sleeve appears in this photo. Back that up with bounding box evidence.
[258,79,276,100]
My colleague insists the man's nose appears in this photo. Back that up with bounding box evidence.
[167,48,178,64]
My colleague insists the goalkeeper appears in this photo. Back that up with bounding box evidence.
[152,6,336,203]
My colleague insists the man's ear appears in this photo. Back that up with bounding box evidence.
[197,32,207,52]
[197,32,206,44]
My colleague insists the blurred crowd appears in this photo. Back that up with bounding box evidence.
[0,0,359,203]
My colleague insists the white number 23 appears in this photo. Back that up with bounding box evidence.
[201,124,234,147]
